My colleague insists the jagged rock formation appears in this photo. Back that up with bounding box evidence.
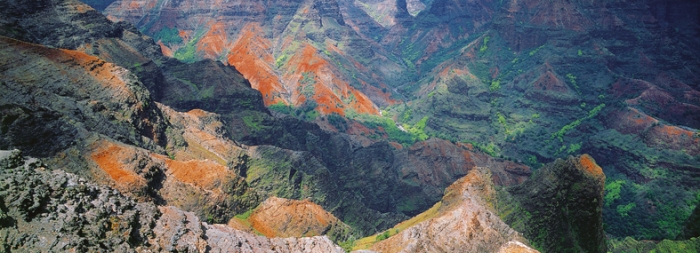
[0,149,344,252]
[3,0,697,249]
[0,0,534,240]
[497,155,607,253]
[365,168,538,253]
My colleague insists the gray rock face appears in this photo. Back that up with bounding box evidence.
[0,150,344,252]
[0,36,166,158]
[0,149,158,252]
[154,206,344,253]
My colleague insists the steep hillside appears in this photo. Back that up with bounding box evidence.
[358,167,537,252]
[4,0,699,249]
[0,149,344,252]
[244,197,353,241]
[103,0,401,113]
[0,0,536,242]
[382,0,700,240]
[497,155,607,253]
[348,156,606,253]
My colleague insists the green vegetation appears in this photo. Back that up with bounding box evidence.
[551,104,605,142]
[566,73,579,92]
[465,141,500,157]
[234,208,255,220]
[299,72,316,98]
[609,236,700,253]
[616,202,636,217]
[345,110,430,145]
[496,112,507,127]
[605,180,626,206]
[268,101,294,114]
[489,79,501,92]
[327,113,348,131]
[479,36,490,52]
[275,54,288,68]
[242,114,265,131]
[567,142,581,154]
[339,240,356,252]
[173,30,206,63]
[405,116,430,142]
[528,44,545,56]
[375,230,393,241]
[152,27,183,44]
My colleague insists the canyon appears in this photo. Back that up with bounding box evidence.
[1,0,699,252]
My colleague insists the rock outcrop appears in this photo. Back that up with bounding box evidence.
[498,155,607,253]
[0,36,166,159]
[0,149,344,252]
[366,168,537,253]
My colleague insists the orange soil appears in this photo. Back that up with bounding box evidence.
[2,37,130,92]
[154,154,231,190]
[579,154,604,177]
[248,197,339,238]
[129,1,142,9]
[54,48,136,97]
[73,3,92,13]
[227,23,286,106]
[607,107,658,135]
[186,108,209,117]
[284,43,378,116]
[389,142,403,150]
[178,30,191,42]
[157,41,174,57]
[90,141,146,188]
[197,21,230,59]
[646,125,700,156]
[655,125,695,138]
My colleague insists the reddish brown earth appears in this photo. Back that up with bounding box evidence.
[247,197,350,238]
[511,63,577,104]
[90,140,149,197]
[613,75,700,129]
[283,43,379,115]
[579,154,604,178]
[605,107,659,135]
[227,23,286,106]
[104,0,393,116]
[608,75,700,156]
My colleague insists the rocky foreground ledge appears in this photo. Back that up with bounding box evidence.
[0,149,343,252]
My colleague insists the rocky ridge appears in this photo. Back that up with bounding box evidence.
[365,167,537,253]
[0,149,344,252]
[497,155,607,253]
[0,0,535,240]
[103,0,400,113]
